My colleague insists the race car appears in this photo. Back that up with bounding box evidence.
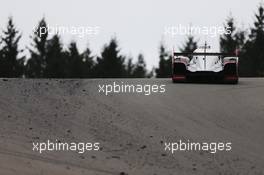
[172,44,239,84]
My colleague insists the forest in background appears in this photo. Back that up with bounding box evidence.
[0,4,264,78]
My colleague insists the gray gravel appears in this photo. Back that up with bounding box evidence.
[0,78,263,175]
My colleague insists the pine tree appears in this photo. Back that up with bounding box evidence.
[220,16,238,53]
[95,38,126,78]
[45,35,66,78]
[156,44,171,78]
[26,18,48,78]
[220,16,245,53]
[241,4,264,76]
[81,47,95,78]
[0,17,24,77]
[66,41,84,78]
[132,54,146,78]
[179,35,197,53]
[125,57,135,78]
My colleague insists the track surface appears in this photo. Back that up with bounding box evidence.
[0,78,263,175]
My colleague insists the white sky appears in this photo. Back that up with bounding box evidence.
[0,0,261,69]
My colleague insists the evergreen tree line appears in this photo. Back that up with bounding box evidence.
[0,18,149,78]
[0,4,264,78]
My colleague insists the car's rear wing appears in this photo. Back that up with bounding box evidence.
[173,52,237,57]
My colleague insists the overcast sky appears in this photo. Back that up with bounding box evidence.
[0,0,261,69]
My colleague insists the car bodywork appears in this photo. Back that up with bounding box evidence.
[172,46,239,84]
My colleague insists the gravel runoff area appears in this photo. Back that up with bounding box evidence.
[0,78,263,175]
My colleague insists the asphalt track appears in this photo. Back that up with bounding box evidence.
[0,78,263,175]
